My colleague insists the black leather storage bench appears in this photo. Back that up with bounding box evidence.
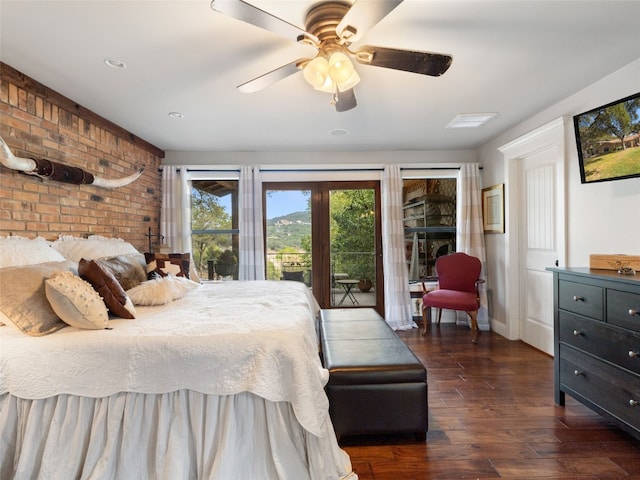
[320,308,428,441]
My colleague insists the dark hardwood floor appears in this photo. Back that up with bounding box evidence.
[340,324,640,479]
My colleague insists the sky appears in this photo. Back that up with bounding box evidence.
[266,190,310,219]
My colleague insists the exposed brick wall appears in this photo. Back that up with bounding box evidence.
[0,63,164,252]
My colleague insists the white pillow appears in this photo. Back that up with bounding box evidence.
[52,236,140,262]
[126,275,200,306]
[0,236,66,269]
[45,271,109,329]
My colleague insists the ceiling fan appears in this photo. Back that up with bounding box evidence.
[211,0,453,112]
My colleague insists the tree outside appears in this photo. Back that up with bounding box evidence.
[330,189,376,286]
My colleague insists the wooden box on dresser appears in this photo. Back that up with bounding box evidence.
[549,267,640,440]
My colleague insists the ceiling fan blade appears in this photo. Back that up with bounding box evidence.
[211,0,316,43]
[336,0,404,44]
[335,88,357,112]
[237,59,305,93]
[354,45,453,76]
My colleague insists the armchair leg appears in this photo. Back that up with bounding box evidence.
[467,311,479,344]
[421,306,432,336]
[436,308,443,325]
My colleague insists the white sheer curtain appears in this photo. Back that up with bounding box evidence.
[238,166,265,280]
[160,166,191,253]
[382,165,415,330]
[457,163,489,330]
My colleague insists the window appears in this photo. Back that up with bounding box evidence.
[191,180,239,280]
[403,177,457,280]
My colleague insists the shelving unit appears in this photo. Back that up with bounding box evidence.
[403,180,456,280]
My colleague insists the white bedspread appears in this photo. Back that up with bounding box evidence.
[0,280,330,436]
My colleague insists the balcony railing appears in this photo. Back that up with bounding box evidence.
[265,251,375,285]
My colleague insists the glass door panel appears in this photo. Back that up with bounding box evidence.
[264,188,313,287]
[329,188,377,307]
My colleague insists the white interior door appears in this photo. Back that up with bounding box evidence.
[498,117,567,349]
[518,146,561,355]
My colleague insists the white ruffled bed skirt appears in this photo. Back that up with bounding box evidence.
[0,390,357,480]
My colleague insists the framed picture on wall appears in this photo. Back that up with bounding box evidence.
[482,184,505,234]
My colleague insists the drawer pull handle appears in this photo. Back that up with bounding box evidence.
[630,309,638,316]
[573,370,581,376]
[630,351,639,359]
[573,296,585,302]
[630,400,638,407]
[573,330,582,337]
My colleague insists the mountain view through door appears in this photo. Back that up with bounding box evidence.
[264,182,381,312]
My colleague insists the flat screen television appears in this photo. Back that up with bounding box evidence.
[573,92,640,184]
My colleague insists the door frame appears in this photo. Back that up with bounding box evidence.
[497,117,568,341]
[262,180,383,315]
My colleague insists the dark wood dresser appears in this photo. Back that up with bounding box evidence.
[549,267,640,440]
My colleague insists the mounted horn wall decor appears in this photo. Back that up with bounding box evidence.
[0,135,143,189]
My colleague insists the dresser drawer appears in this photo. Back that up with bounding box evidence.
[558,280,603,320]
[607,289,640,333]
[559,311,640,375]
[559,345,640,433]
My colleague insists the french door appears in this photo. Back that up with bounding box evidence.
[263,181,383,314]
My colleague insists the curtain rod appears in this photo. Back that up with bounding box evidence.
[401,167,460,171]
[259,167,384,173]
[158,165,481,172]
[157,167,241,173]
[401,166,483,171]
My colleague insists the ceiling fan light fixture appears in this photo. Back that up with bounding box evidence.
[336,68,360,91]
[328,52,353,83]
[303,57,330,89]
[313,67,360,94]
[315,74,335,93]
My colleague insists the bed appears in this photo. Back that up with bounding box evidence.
[0,236,356,480]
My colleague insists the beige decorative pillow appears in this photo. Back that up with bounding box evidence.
[45,271,109,329]
[0,261,77,336]
[126,275,200,306]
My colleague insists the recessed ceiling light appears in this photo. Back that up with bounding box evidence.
[329,128,348,136]
[168,112,184,119]
[446,113,497,129]
[104,58,126,69]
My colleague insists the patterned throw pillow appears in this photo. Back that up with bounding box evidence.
[144,253,190,280]
[45,271,109,329]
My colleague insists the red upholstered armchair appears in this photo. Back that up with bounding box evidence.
[421,252,484,343]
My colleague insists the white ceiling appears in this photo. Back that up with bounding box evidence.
[1,0,639,153]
